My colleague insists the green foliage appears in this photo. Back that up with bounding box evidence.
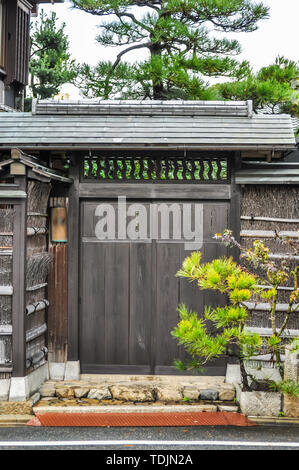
[29,10,78,100]
[171,304,228,365]
[212,56,299,117]
[172,230,299,389]
[270,380,299,398]
[71,0,269,99]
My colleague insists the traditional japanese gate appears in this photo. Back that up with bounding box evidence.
[77,151,237,375]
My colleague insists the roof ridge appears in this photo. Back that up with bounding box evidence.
[32,99,253,117]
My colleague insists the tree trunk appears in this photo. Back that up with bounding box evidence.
[150,44,165,100]
[240,359,251,391]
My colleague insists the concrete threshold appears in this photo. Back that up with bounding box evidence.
[248,416,299,426]
[79,374,226,385]
[33,404,219,414]
[0,414,33,427]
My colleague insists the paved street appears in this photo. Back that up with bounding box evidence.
[0,425,298,450]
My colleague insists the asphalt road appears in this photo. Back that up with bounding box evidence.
[0,424,298,451]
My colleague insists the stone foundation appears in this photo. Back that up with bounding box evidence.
[0,363,49,403]
[36,376,237,411]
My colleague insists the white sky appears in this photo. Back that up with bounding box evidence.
[32,0,299,98]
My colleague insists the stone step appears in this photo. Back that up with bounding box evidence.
[80,374,226,385]
[39,380,235,403]
[33,404,237,414]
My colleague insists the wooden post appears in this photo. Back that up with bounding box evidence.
[48,196,68,363]
[230,151,241,248]
[227,152,241,367]
[12,175,27,377]
[67,154,80,361]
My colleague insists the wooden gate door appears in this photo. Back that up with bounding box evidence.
[78,154,233,375]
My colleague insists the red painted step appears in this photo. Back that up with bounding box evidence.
[27,411,256,427]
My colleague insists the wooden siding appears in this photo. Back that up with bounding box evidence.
[79,198,230,375]
[236,162,299,185]
[47,243,68,363]
[5,0,31,86]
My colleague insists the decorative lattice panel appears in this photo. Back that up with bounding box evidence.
[83,155,230,183]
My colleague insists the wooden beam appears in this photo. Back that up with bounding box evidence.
[67,155,80,361]
[79,183,231,200]
[12,175,27,377]
[245,327,299,337]
[243,302,298,312]
[241,216,299,224]
[229,152,241,260]
[241,230,299,239]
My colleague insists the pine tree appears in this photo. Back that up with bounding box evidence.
[212,56,299,117]
[29,10,78,101]
[71,0,269,100]
[171,231,299,391]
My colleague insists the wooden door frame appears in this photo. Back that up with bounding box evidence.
[67,151,240,367]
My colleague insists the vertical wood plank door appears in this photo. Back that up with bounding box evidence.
[79,200,230,375]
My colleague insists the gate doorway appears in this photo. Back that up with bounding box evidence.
[78,153,233,375]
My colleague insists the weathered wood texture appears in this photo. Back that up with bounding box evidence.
[47,243,68,362]
[12,175,27,377]
[236,162,299,184]
[79,199,230,375]
[5,0,31,86]
[67,161,80,361]
[0,206,13,370]
[25,180,51,373]
[47,195,68,363]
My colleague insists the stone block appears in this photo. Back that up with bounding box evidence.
[56,386,75,399]
[65,361,80,381]
[110,384,155,402]
[26,363,49,396]
[199,389,218,401]
[155,385,183,402]
[9,377,29,402]
[0,380,10,401]
[30,393,41,406]
[39,383,56,397]
[218,405,239,412]
[284,345,299,383]
[87,387,112,400]
[218,384,235,401]
[74,387,90,399]
[194,404,218,412]
[225,364,241,385]
[183,386,199,401]
[283,394,299,418]
[49,362,65,381]
[239,390,281,417]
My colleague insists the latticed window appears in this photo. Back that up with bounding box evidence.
[83,154,230,184]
